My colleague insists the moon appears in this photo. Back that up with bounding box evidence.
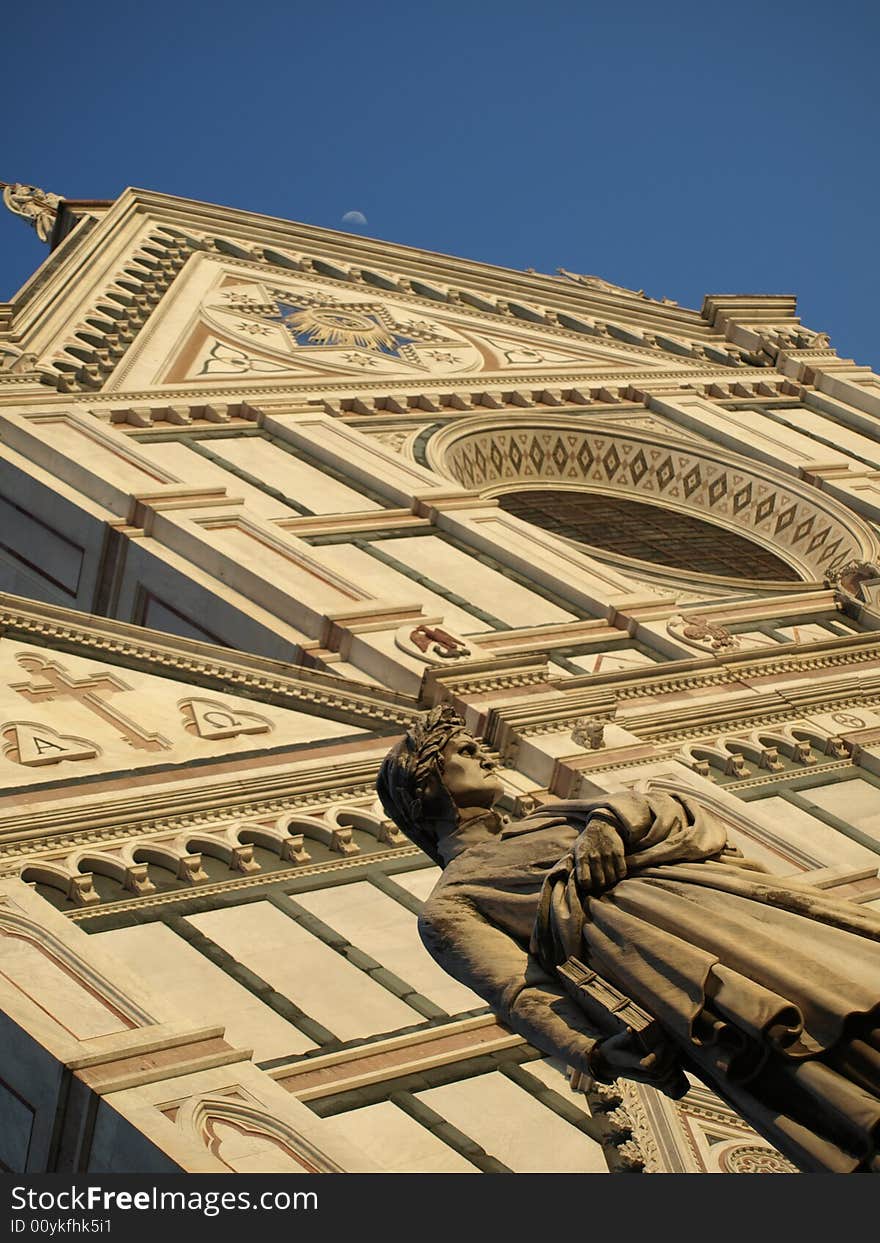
[341,210,367,227]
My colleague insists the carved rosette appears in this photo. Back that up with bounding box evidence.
[717,1143,796,1174]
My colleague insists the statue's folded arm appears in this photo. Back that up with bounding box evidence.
[419,890,603,1073]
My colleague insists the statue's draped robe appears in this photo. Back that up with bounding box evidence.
[418,792,880,1172]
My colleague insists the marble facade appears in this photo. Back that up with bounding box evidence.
[0,185,879,1173]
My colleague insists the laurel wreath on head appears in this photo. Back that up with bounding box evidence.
[377,704,466,859]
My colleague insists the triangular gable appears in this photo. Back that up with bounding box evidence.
[123,266,686,391]
[2,188,737,398]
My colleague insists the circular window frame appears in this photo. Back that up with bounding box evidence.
[426,415,880,584]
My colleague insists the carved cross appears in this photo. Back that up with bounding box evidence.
[11,656,170,752]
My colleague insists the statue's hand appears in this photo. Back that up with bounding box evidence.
[574,820,627,891]
[591,1029,674,1084]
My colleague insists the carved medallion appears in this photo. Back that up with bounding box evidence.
[395,623,472,664]
[667,613,740,654]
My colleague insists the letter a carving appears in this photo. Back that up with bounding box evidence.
[181,698,272,740]
[3,723,98,767]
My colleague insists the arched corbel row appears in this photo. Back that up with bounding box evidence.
[18,800,416,912]
[754,729,816,766]
[323,801,407,847]
[790,725,851,759]
[19,860,99,907]
[182,829,261,874]
[67,849,156,895]
[44,229,195,392]
[235,821,311,866]
[722,736,785,774]
[131,841,210,884]
[274,812,360,857]
[678,726,837,781]
[681,742,750,780]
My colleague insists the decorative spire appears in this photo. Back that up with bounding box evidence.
[0,181,62,242]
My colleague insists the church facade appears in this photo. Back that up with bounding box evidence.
[0,183,879,1173]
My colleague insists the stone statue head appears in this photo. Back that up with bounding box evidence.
[377,705,502,864]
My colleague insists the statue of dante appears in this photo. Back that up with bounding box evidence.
[377,705,880,1173]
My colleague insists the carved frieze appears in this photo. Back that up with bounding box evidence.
[180,698,272,740]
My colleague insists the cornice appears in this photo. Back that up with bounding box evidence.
[17,196,778,398]
[115,189,722,333]
[562,633,880,700]
[0,769,385,849]
[0,593,418,728]
[65,843,422,922]
[627,688,880,745]
[487,635,880,738]
[45,370,786,410]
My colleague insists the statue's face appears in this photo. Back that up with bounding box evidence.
[439,732,503,809]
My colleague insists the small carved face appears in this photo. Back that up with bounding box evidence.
[439,732,503,809]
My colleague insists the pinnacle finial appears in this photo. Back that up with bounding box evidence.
[1,181,63,243]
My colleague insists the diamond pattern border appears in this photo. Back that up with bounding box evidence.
[443,427,862,576]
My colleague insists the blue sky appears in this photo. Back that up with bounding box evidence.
[2,2,878,368]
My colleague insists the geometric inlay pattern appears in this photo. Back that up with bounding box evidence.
[440,425,866,578]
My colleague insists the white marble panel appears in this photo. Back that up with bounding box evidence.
[323,1101,477,1173]
[208,526,360,612]
[519,1057,606,1137]
[392,868,442,904]
[292,884,480,1012]
[651,396,856,471]
[775,623,836,644]
[186,901,417,1040]
[92,923,314,1061]
[734,631,776,650]
[516,1056,575,1096]
[722,825,806,875]
[418,1071,609,1172]
[780,408,880,468]
[751,796,880,870]
[139,442,295,520]
[377,537,576,626]
[315,544,491,635]
[568,648,655,675]
[0,936,127,1040]
[207,438,382,514]
[801,779,880,844]
[39,422,174,493]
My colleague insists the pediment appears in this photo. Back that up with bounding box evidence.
[4,189,732,398]
[115,262,685,392]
